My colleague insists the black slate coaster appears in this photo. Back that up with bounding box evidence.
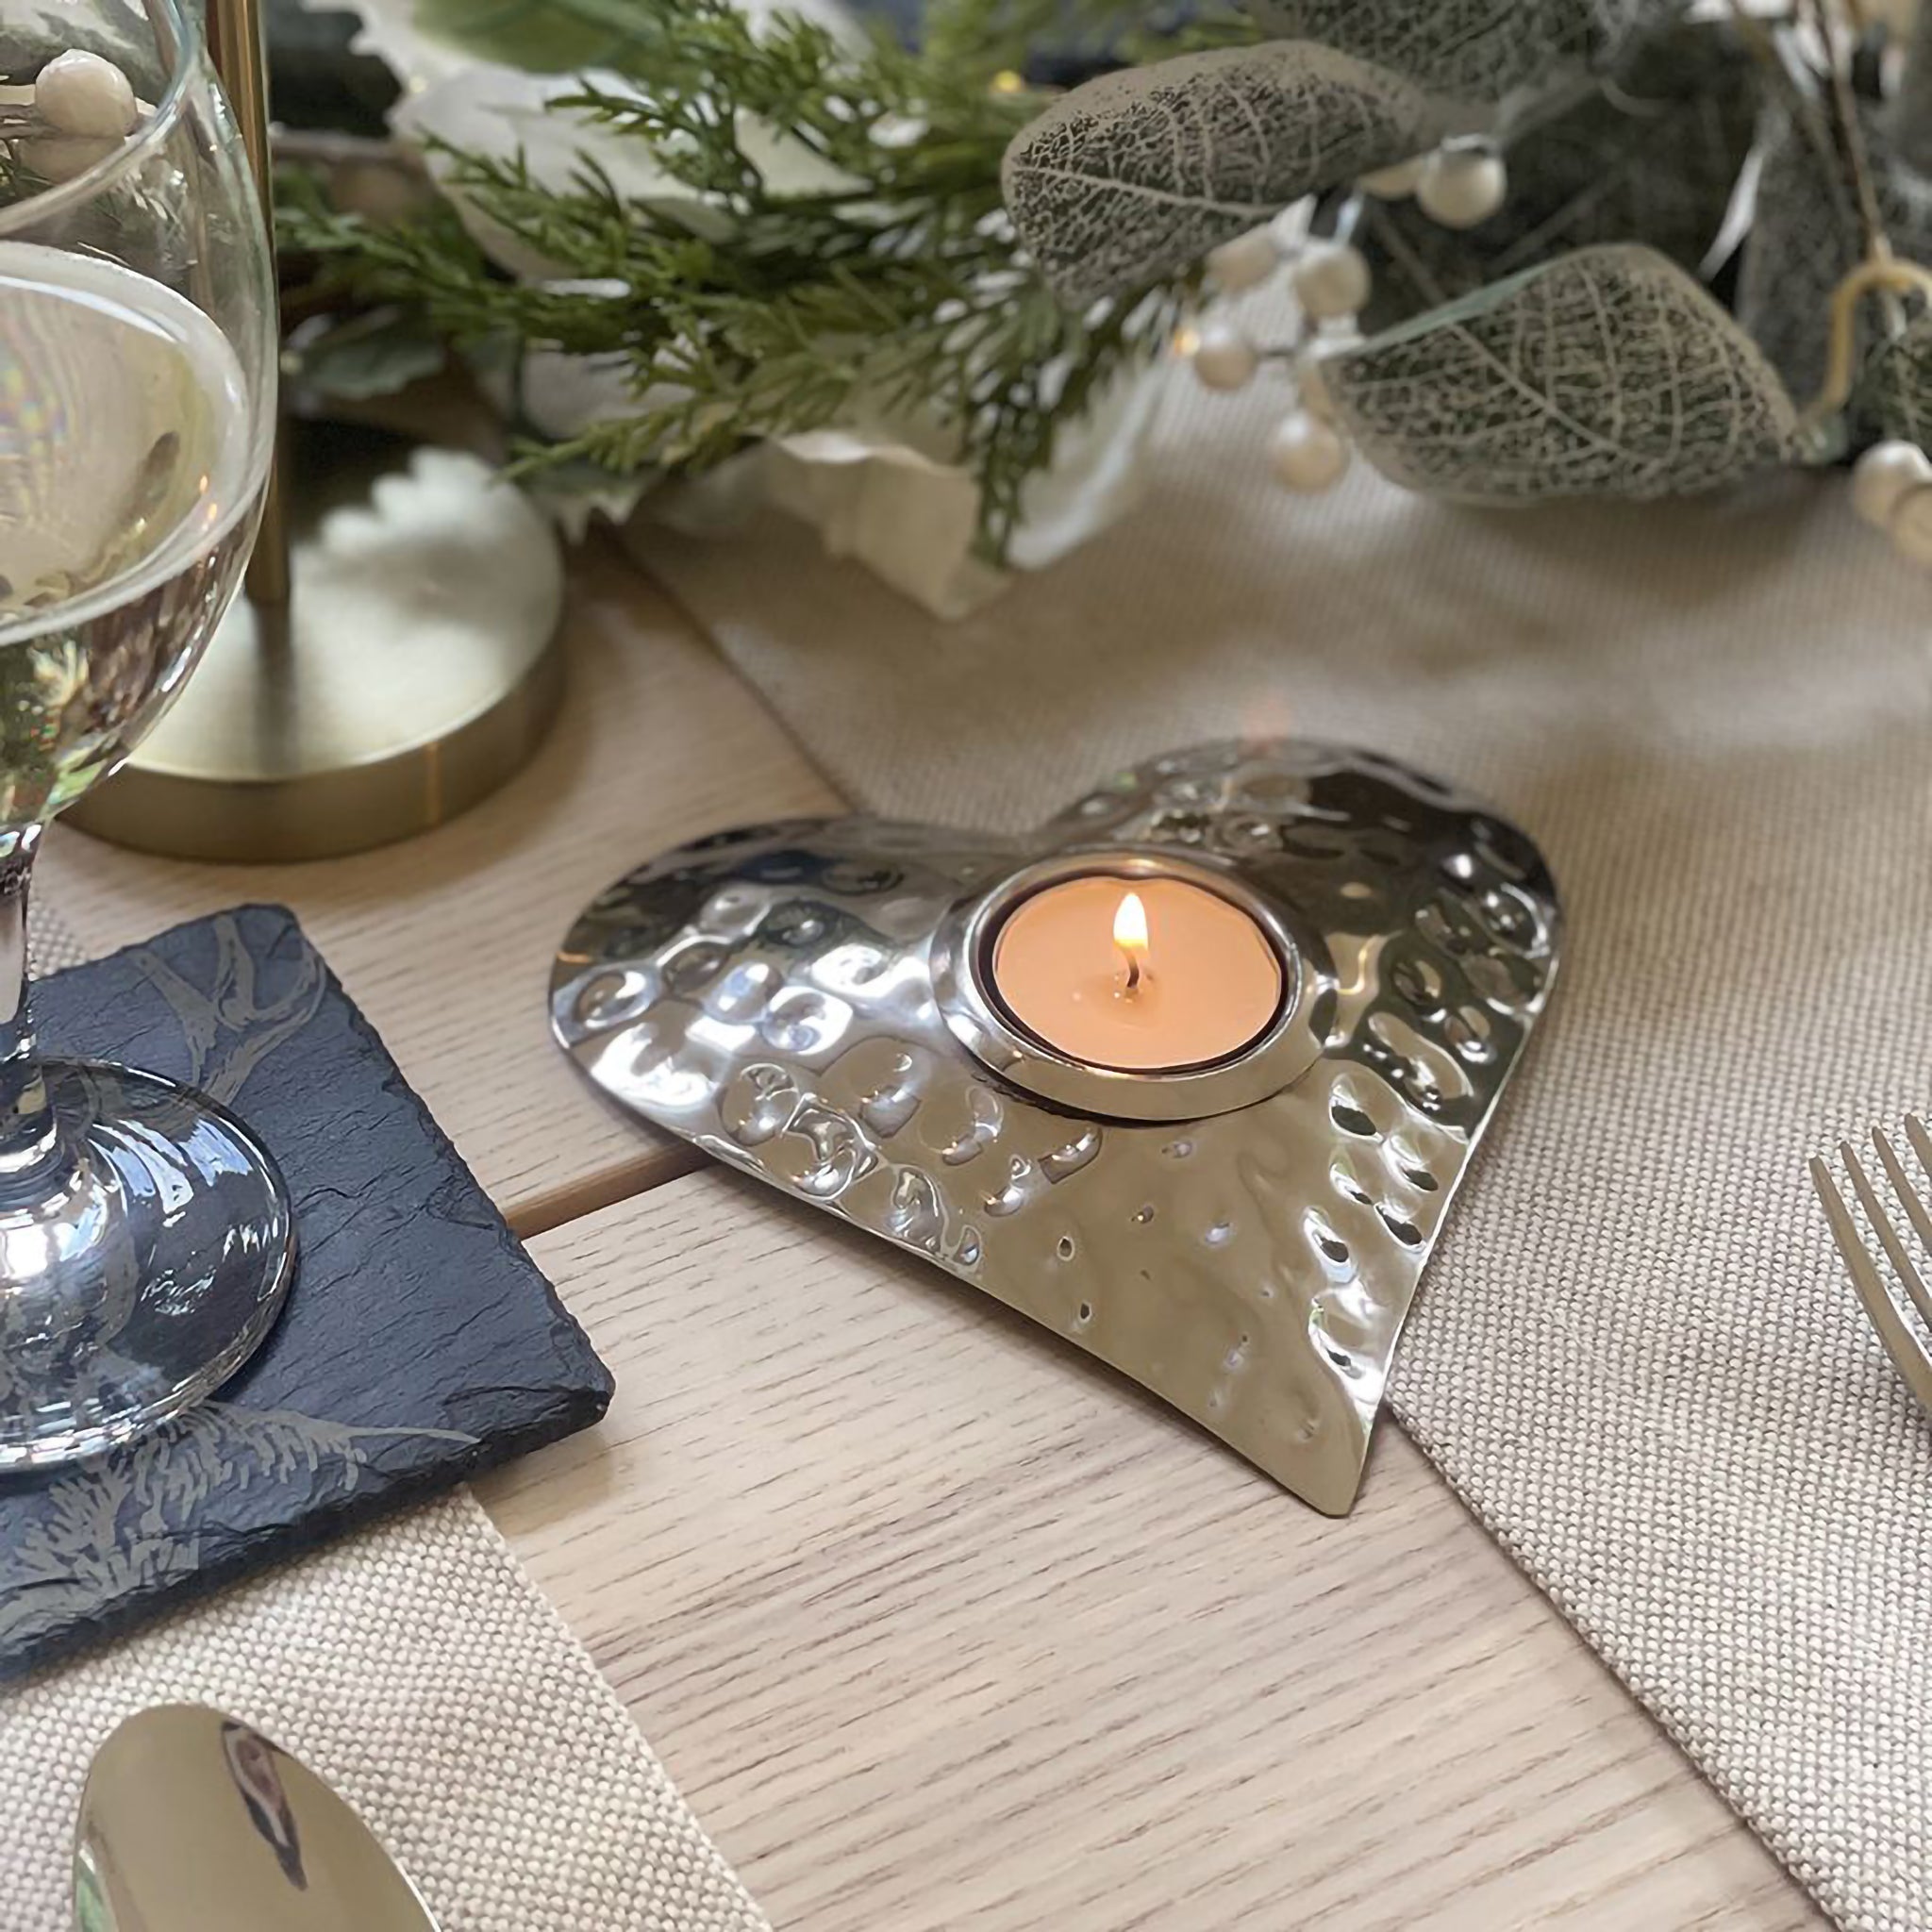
[0,905,613,1679]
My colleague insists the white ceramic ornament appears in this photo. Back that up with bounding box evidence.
[1852,440,1932,526]
[1270,411,1350,492]
[1417,148,1507,229]
[1890,485,1932,565]
[33,49,137,139]
[1291,241,1371,322]
[1207,227,1281,294]
[1190,322,1259,392]
[1358,156,1427,199]
[870,112,927,150]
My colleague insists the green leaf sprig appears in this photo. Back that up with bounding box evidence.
[277,0,1200,560]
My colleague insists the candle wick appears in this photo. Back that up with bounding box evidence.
[1112,889,1150,999]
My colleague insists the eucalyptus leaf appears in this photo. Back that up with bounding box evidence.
[1002,42,1445,306]
[1854,311,1932,447]
[1737,96,1932,408]
[288,308,448,402]
[1325,242,1796,500]
[1357,25,1756,334]
[1239,0,1674,107]
[410,0,656,74]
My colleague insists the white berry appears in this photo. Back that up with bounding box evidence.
[1270,412,1350,493]
[34,49,138,139]
[1416,148,1507,228]
[1206,226,1281,294]
[1358,156,1427,199]
[1890,484,1932,565]
[1190,322,1259,392]
[1852,440,1932,527]
[1291,240,1372,322]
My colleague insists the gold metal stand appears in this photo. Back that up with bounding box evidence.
[205,0,288,608]
[68,420,567,862]
[67,0,566,863]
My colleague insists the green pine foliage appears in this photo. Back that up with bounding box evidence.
[277,0,1210,558]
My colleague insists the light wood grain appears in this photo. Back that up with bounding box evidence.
[40,531,1824,1924]
[491,1170,1820,1932]
[38,542,840,1231]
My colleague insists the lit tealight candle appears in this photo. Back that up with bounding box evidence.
[990,874,1284,1072]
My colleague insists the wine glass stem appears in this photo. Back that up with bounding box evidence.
[0,826,56,1187]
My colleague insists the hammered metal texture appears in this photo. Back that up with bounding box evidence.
[551,741,1561,1513]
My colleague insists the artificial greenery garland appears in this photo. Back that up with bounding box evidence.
[283,0,1932,574]
[277,0,1229,560]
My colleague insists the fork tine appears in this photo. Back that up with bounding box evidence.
[1814,1149,1932,1414]
[1869,1128,1932,1330]
[1905,1112,1932,1183]
[1840,1139,1932,1325]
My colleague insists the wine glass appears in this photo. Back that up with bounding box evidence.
[0,0,291,1467]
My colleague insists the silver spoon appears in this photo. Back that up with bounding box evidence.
[75,1703,441,1931]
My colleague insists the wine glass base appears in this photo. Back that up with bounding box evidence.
[0,1060,295,1472]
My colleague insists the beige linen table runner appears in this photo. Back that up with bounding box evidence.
[2,912,769,1932]
[633,371,1932,1930]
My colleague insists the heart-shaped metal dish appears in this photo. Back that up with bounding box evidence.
[552,741,1560,1513]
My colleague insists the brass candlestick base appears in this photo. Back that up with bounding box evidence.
[67,419,566,863]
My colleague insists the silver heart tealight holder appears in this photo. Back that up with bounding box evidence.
[551,741,1561,1513]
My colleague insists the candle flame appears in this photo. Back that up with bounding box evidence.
[1114,891,1149,992]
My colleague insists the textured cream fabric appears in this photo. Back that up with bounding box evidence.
[4,913,769,1932]
[0,1494,770,1932]
[634,370,1932,1930]
[32,902,88,976]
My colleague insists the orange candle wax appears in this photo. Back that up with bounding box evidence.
[990,875,1283,1072]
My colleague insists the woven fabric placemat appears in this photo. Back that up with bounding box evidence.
[2,906,768,1932]
[632,365,1932,1929]
[33,902,88,976]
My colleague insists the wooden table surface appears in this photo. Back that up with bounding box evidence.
[48,544,1817,1930]
[44,542,841,1236]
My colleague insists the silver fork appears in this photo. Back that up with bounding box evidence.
[1811,1116,1932,1413]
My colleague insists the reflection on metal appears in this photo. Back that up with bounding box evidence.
[552,741,1561,1514]
[68,420,565,863]
[76,1704,440,1930]
[66,0,563,861]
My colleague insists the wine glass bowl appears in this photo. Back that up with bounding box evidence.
[0,245,258,824]
[0,3,275,828]
[0,0,292,1468]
